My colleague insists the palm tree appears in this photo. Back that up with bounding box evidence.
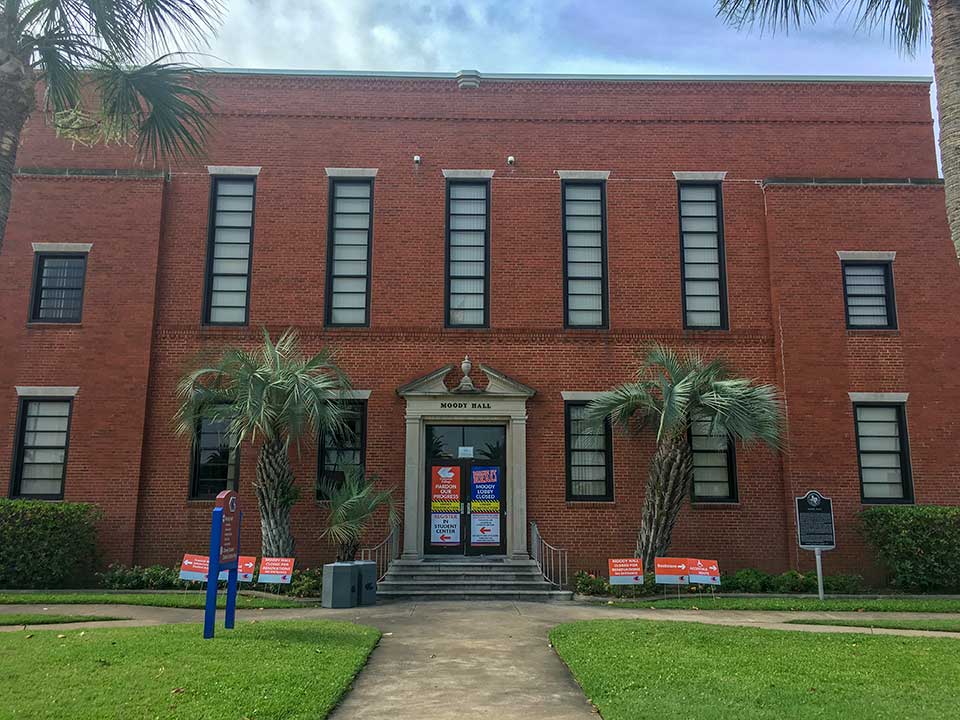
[0,0,221,250]
[175,328,352,558]
[319,466,398,563]
[587,345,783,569]
[716,0,960,255]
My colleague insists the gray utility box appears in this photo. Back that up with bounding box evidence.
[322,562,358,608]
[355,560,377,606]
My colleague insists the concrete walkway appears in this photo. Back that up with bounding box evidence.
[2,600,960,719]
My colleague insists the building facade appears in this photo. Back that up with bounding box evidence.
[1,69,957,580]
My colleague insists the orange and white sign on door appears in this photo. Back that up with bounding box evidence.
[608,558,644,585]
[654,557,689,585]
[431,466,461,504]
[688,558,721,585]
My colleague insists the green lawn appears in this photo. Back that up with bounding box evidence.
[0,592,312,609]
[551,619,960,720]
[0,620,379,719]
[787,617,960,633]
[607,596,960,613]
[0,613,125,626]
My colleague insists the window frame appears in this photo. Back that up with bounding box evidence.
[29,252,88,324]
[677,180,729,331]
[853,402,913,504]
[202,175,257,326]
[564,401,614,502]
[316,400,368,501]
[561,179,609,329]
[325,177,375,327]
[188,415,240,501]
[9,397,73,500]
[444,178,491,328]
[688,424,738,503]
[841,260,898,330]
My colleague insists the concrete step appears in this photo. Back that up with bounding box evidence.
[384,571,544,581]
[379,580,555,592]
[390,560,539,569]
[377,588,574,602]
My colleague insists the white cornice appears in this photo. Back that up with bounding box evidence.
[32,242,92,253]
[837,250,896,261]
[849,392,909,403]
[556,170,610,180]
[207,166,262,176]
[325,168,378,177]
[16,386,79,397]
[442,169,495,179]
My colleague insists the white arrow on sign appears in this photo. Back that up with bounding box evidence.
[709,565,718,571]
[184,560,193,566]
[678,564,686,570]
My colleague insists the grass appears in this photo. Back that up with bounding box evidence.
[0,620,379,719]
[551,619,960,720]
[0,613,125,626]
[787,617,960,633]
[0,592,313,609]
[604,596,960,613]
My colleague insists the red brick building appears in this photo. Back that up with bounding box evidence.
[1,69,956,580]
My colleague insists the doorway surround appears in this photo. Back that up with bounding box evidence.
[397,357,535,561]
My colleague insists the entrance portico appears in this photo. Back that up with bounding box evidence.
[397,358,535,561]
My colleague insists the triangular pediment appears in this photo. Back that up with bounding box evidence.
[397,361,535,398]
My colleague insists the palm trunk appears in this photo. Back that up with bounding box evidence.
[0,36,36,252]
[254,438,298,558]
[636,434,694,570]
[337,540,360,563]
[932,0,960,256]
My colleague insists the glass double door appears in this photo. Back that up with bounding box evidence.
[424,424,506,556]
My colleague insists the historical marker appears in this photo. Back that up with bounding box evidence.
[795,490,835,600]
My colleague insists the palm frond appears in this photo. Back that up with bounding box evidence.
[851,0,928,55]
[586,383,659,431]
[699,379,784,448]
[715,0,832,32]
[92,56,214,164]
[173,327,353,450]
[136,0,223,53]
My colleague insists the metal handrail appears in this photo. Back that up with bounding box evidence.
[359,527,400,581]
[530,521,569,589]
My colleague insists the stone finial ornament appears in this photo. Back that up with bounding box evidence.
[456,355,476,392]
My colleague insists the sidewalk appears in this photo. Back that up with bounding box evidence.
[3,600,959,719]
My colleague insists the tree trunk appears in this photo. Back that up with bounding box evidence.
[254,439,298,558]
[0,32,36,253]
[337,540,360,563]
[636,434,694,570]
[932,0,960,256]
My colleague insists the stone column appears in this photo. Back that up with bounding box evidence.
[509,415,528,560]
[401,414,422,560]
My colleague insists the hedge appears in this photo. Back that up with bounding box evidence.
[0,500,101,588]
[97,563,324,597]
[861,505,960,591]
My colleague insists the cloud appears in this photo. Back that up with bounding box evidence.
[206,0,932,78]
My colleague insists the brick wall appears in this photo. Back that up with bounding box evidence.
[2,73,954,579]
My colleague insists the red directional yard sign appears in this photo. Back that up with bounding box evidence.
[654,557,689,585]
[179,553,209,582]
[258,557,295,584]
[687,557,721,586]
[219,555,257,582]
[608,558,644,585]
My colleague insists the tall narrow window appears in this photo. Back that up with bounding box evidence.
[565,402,613,501]
[854,403,912,503]
[12,399,72,499]
[690,417,737,502]
[204,177,256,325]
[678,182,727,329]
[317,401,367,499]
[326,179,373,326]
[446,181,489,327]
[30,254,87,322]
[842,262,897,329]
[190,417,239,500]
[563,182,608,327]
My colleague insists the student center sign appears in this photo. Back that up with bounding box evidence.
[2,68,959,586]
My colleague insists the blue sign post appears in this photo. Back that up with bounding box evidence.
[204,490,242,639]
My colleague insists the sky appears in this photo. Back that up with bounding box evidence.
[205,0,934,79]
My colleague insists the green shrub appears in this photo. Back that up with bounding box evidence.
[725,568,774,593]
[288,568,323,598]
[772,570,818,594]
[98,564,186,590]
[822,574,865,594]
[0,500,101,588]
[573,570,656,597]
[861,505,960,591]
